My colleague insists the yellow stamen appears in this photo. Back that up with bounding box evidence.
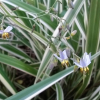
[2,33,9,39]
[65,60,69,66]
[66,36,70,40]
[61,60,69,67]
[86,67,89,72]
[2,33,6,39]
[80,68,83,73]
[80,67,89,73]
[61,60,65,66]
[84,68,87,72]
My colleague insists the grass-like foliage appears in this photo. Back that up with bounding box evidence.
[0,0,100,100]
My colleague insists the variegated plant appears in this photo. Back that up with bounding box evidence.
[0,0,100,100]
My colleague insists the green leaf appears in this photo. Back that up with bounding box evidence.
[75,0,100,98]
[0,66,17,95]
[0,3,49,46]
[3,0,57,31]
[0,53,37,76]
[0,91,7,99]
[0,44,32,62]
[35,0,85,82]
[34,47,53,83]
[5,66,74,100]
[75,12,86,39]
[0,39,22,45]
[15,10,32,28]
[91,51,100,61]
[84,0,89,29]
[89,86,100,100]
[26,0,47,10]
[55,83,64,100]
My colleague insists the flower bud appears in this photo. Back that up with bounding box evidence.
[67,0,74,9]
[71,30,77,36]
[66,36,70,40]
[53,8,58,14]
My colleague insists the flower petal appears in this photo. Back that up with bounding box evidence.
[82,52,91,66]
[80,59,86,67]
[59,51,64,59]
[4,26,13,32]
[89,53,91,60]
[62,50,68,59]
[85,55,91,66]
[53,54,62,61]
[83,52,87,60]
[74,62,82,68]
[49,63,55,70]
[0,30,4,34]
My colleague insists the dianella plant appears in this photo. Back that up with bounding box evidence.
[0,0,100,100]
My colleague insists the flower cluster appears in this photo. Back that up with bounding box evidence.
[54,49,91,73]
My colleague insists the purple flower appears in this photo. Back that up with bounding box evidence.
[0,26,13,39]
[0,26,13,34]
[53,49,70,67]
[53,50,68,61]
[49,62,57,70]
[74,52,91,72]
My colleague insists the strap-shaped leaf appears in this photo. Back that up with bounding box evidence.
[5,66,74,100]
[0,53,37,76]
[0,66,17,95]
[0,91,7,99]
[3,0,57,32]
[0,44,32,62]
[55,83,64,100]
[35,0,85,83]
[75,0,100,98]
